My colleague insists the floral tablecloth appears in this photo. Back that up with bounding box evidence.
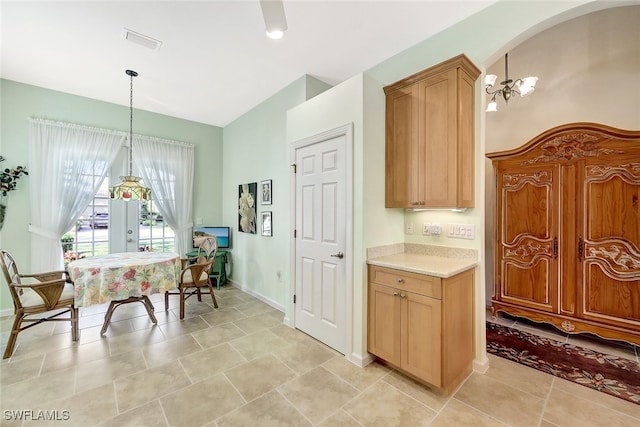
[68,252,181,307]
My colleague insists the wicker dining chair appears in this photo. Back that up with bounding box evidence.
[0,249,79,359]
[164,237,219,319]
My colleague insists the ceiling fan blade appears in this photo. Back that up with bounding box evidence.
[260,0,288,37]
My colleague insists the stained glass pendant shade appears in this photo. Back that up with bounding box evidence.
[109,69,152,201]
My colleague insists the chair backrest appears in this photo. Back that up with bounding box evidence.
[1,250,21,285]
[1,250,24,309]
[197,237,218,260]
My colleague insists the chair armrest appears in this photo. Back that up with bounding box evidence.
[21,270,69,283]
[11,278,69,310]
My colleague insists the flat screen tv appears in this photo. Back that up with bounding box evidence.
[193,226,231,250]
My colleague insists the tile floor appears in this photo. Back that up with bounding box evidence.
[1,285,639,426]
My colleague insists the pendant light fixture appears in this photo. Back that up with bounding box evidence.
[109,69,152,201]
[485,53,538,112]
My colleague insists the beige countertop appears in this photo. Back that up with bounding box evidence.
[367,253,477,278]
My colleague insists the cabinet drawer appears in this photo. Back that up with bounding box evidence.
[368,265,441,299]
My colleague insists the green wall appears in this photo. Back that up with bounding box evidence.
[221,75,331,310]
[0,79,223,312]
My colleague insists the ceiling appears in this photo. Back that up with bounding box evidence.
[1,1,496,127]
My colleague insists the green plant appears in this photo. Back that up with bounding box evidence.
[0,155,29,196]
[61,233,74,252]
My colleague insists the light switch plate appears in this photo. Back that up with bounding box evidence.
[406,223,414,234]
[448,223,475,239]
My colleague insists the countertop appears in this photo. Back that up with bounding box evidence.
[367,253,477,278]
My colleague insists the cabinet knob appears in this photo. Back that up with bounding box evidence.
[397,278,404,283]
[393,292,399,297]
[400,294,406,299]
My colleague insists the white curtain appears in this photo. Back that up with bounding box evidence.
[133,136,194,255]
[28,118,125,272]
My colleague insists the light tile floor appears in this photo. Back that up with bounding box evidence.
[1,285,639,426]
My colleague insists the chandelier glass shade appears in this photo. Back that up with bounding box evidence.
[109,70,152,202]
[485,53,538,112]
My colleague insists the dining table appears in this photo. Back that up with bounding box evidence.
[67,251,181,334]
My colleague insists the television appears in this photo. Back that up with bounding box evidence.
[193,226,231,250]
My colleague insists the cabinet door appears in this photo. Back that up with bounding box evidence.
[368,283,401,365]
[580,161,640,331]
[496,164,559,312]
[385,84,418,208]
[401,291,442,386]
[418,69,457,207]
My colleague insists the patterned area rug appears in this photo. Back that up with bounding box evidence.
[486,322,640,405]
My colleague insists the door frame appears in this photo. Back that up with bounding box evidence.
[288,123,354,360]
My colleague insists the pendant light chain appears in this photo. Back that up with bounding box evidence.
[128,70,135,177]
[109,69,151,201]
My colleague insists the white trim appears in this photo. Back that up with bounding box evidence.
[228,280,285,312]
[0,308,13,317]
[473,355,490,374]
[348,351,376,368]
[289,123,354,359]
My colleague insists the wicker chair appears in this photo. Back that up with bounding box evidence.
[0,250,79,359]
[164,237,219,319]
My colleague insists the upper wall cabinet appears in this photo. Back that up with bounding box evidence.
[384,54,480,209]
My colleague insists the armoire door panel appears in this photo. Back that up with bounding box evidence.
[581,162,640,327]
[498,166,557,312]
[501,259,554,310]
[581,264,640,328]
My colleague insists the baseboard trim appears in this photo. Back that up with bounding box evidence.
[473,355,490,374]
[228,280,285,313]
[348,351,375,367]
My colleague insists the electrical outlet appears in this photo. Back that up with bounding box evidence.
[422,223,442,236]
[406,223,414,234]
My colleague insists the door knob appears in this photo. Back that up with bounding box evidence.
[330,251,344,259]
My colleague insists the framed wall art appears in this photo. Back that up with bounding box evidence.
[238,182,257,234]
[260,179,272,205]
[261,211,272,237]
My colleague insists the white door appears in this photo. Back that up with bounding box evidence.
[293,126,351,354]
[109,146,141,253]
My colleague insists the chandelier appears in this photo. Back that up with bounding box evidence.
[109,69,152,201]
[485,53,538,112]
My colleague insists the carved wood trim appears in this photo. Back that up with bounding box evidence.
[522,134,624,164]
[486,122,640,161]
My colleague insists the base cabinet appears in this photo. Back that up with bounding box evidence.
[367,265,474,393]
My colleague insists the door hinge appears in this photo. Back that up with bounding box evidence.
[291,163,297,173]
[294,229,297,238]
[293,294,296,304]
[553,237,558,259]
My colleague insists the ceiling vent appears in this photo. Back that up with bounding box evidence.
[123,28,162,51]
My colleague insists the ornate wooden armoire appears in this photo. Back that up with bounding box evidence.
[487,123,640,345]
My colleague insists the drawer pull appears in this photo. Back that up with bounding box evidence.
[397,278,405,283]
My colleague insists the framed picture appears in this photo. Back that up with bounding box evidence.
[238,182,257,234]
[261,211,272,237]
[260,179,272,205]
